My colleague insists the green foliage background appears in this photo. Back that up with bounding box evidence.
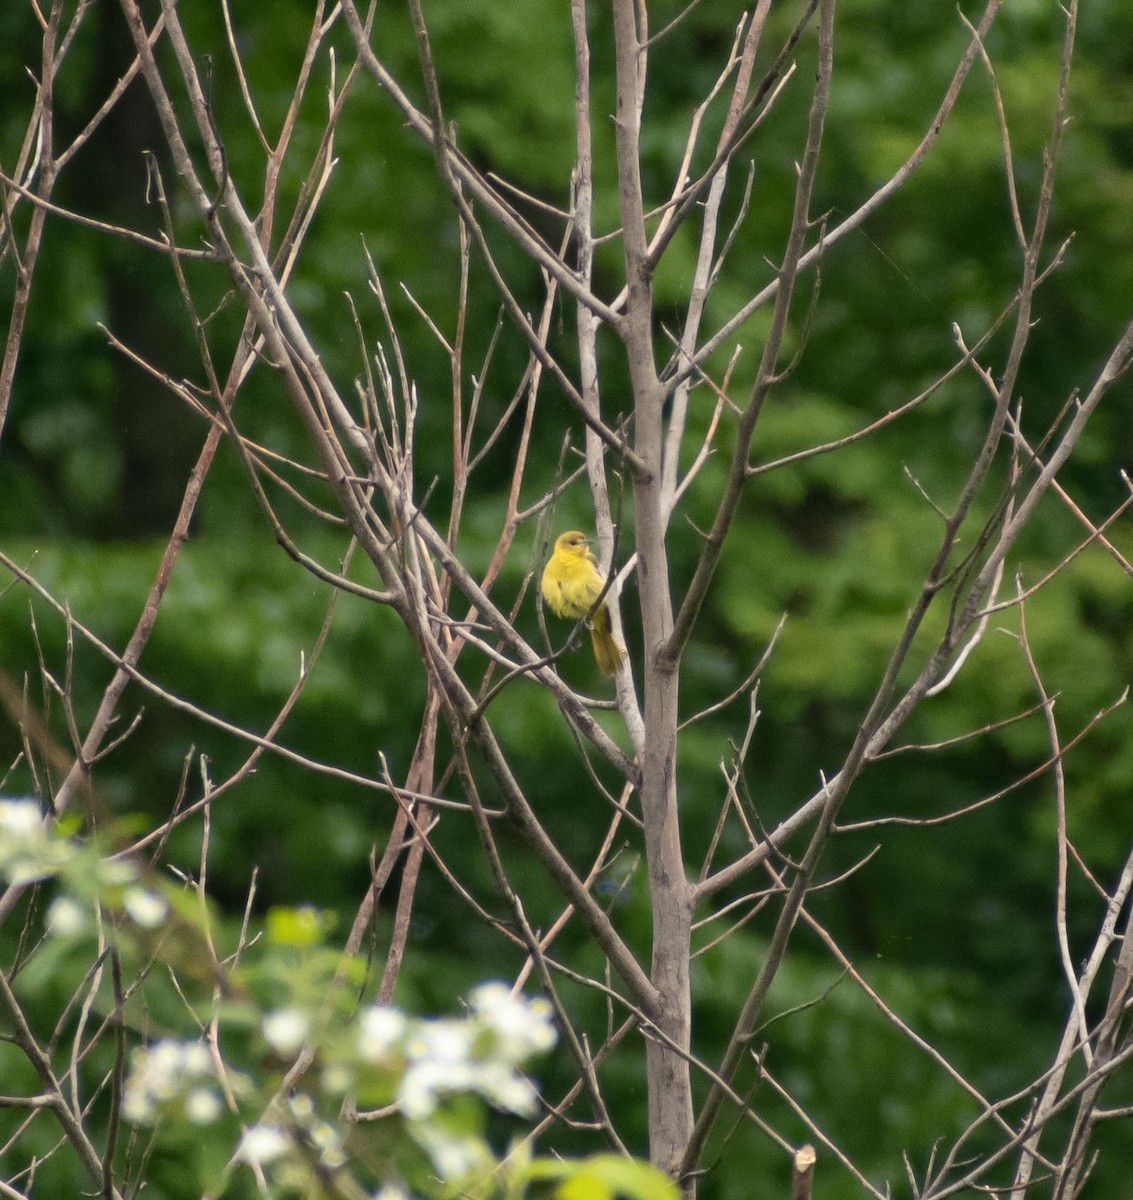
[2,0,1132,1196]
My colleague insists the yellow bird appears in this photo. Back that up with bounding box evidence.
[541,531,625,677]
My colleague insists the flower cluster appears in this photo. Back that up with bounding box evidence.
[47,867,168,937]
[122,1039,227,1126]
[358,982,556,1123]
[238,1094,345,1171]
[0,797,73,884]
[0,794,171,935]
[123,984,556,1191]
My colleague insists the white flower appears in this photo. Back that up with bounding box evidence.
[407,1018,472,1065]
[372,1186,410,1200]
[0,799,41,836]
[122,1082,156,1124]
[378,992,556,1122]
[121,1039,217,1126]
[469,984,556,1061]
[99,858,138,886]
[146,1041,189,1099]
[0,798,72,883]
[322,1062,353,1094]
[358,1005,407,1062]
[263,1008,310,1056]
[47,896,87,936]
[184,1088,223,1125]
[399,1056,476,1119]
[180,1042,213,1078]
[238,1124,290,1166]
[472,1060,538,1116]
[397,1018,479,1118]
[414,1127,488,1181]
[123,887,169,929]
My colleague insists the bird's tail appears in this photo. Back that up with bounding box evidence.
[588,605,624,677]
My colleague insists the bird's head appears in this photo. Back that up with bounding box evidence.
[554,530,590,557]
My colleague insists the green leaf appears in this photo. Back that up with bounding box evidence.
[525,1155,678,1200]
[266,905,333,948]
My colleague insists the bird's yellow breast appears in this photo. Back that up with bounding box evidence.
[542,534,605,620]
